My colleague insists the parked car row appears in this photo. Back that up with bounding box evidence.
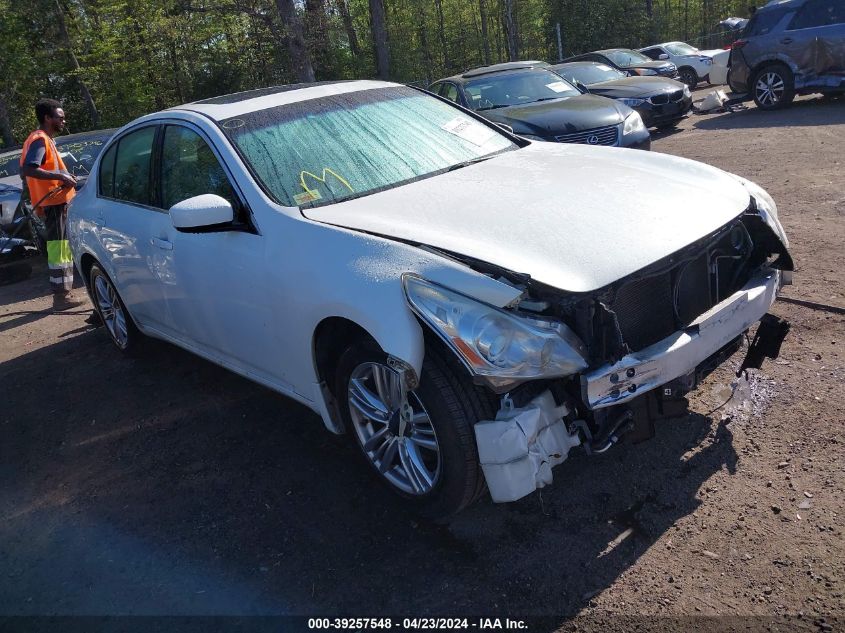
[68,78,794,517]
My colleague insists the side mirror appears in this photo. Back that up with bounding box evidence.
[658,53,670,60]
[494,122,514,134]
[169,194,234,231]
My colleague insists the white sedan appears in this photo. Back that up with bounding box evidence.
[69,80,793,517]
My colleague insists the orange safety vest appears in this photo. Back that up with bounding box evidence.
[20,129,76,209]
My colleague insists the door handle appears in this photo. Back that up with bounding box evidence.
[151,237,173,251]
[781,37,793,44]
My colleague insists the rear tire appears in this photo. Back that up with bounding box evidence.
[89,263,142,354]
[335,338,494,519]
[752,63,795,110]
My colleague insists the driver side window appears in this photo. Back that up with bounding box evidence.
[160,125,237,212]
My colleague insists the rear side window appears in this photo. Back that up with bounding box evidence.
[789,0,845,29]
[745,8,791,35]
[98,143,117,198]
[112,127,156,206]
[443,83,459,103]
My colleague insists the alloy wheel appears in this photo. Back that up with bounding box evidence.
[347,361,441,495]
[94,274,129,349]
[755,71,785,107]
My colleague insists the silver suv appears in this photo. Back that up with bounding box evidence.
[729,0,845,109]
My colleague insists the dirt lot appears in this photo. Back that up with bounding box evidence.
[1,91,843,631]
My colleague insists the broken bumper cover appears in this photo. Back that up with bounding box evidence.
[582,267,782,410]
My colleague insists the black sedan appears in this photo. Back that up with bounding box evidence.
[563,48,679,79]
[429,62,651,150]
[551,61,692,129]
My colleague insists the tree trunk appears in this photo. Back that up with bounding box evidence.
[502,0,518,61]
[275,0,316,82]
[54,0,100,128]
[434,0,449,72]
[336,0,360,58]
[369,0,389,79]
[0,93,14,148]
[479,0,491,65]
[416,1,433,83]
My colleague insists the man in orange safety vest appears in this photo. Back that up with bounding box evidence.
[20,99,85,311]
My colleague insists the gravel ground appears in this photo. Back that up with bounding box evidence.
[1,90,843,632]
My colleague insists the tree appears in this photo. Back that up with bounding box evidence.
[369,0,389,79]
[276,0,316,82]
[502,0,518,61]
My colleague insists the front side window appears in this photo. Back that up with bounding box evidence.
[112,126,156,206]
[464,69,580,110]
[221,87,514,208]
[605,49,652,66]
[443,83,459,103]
[640,48,663,60]
[789,0,845,29]
[160,125,236,210]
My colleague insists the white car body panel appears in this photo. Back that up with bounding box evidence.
[306,141,751,293]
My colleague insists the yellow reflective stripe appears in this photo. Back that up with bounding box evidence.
[46,240,73,266]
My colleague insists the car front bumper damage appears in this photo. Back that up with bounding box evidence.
[475,266,786,503]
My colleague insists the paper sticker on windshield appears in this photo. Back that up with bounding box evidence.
[441,117,496,146]
[545,81,569,92]
[596,64,613,72]
[294,190,322,205]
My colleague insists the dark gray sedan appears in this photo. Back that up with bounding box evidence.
[429,62,651,149]
[551,61,692,129]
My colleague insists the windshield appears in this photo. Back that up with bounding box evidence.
[221,86,515,208]
[0,133,110,184]
[464,69,580,110]
[554,63,626,85]
[605,49,652,66]
[664,42,698,56]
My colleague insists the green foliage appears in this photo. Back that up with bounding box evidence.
[1,0,752,147]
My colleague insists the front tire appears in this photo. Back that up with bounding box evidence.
[335,339,493,519]
[679,67,698,89]
[89,263,141,354]
[752,63,795,110]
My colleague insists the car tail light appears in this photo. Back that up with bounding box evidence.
[731,39,748,49]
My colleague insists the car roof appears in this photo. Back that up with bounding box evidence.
[171,80,402,121]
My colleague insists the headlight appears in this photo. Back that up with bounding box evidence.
[636,68,658,76]
[622,111,646,136]
[403,275,588,390]
[619,97,645,107]
[683,84,691,98]
[519,133,547,141]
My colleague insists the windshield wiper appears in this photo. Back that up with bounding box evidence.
[445,155,496,173]
[531,96,568,103]
[476,104,508,111]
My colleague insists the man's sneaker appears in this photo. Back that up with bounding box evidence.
[52,292,86,312]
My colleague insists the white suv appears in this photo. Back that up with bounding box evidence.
[69,81,793,517]
[639,41,720,87]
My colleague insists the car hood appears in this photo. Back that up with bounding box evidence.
[586,77,685,98]
[477,94,629,136]
[304,142,751,293]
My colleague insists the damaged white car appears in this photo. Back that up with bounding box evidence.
[69,80,793,518]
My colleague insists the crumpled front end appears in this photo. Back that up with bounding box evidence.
[461,196,793,503]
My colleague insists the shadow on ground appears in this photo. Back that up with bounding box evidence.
[0,329,738,625]
[692,94,845,131]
